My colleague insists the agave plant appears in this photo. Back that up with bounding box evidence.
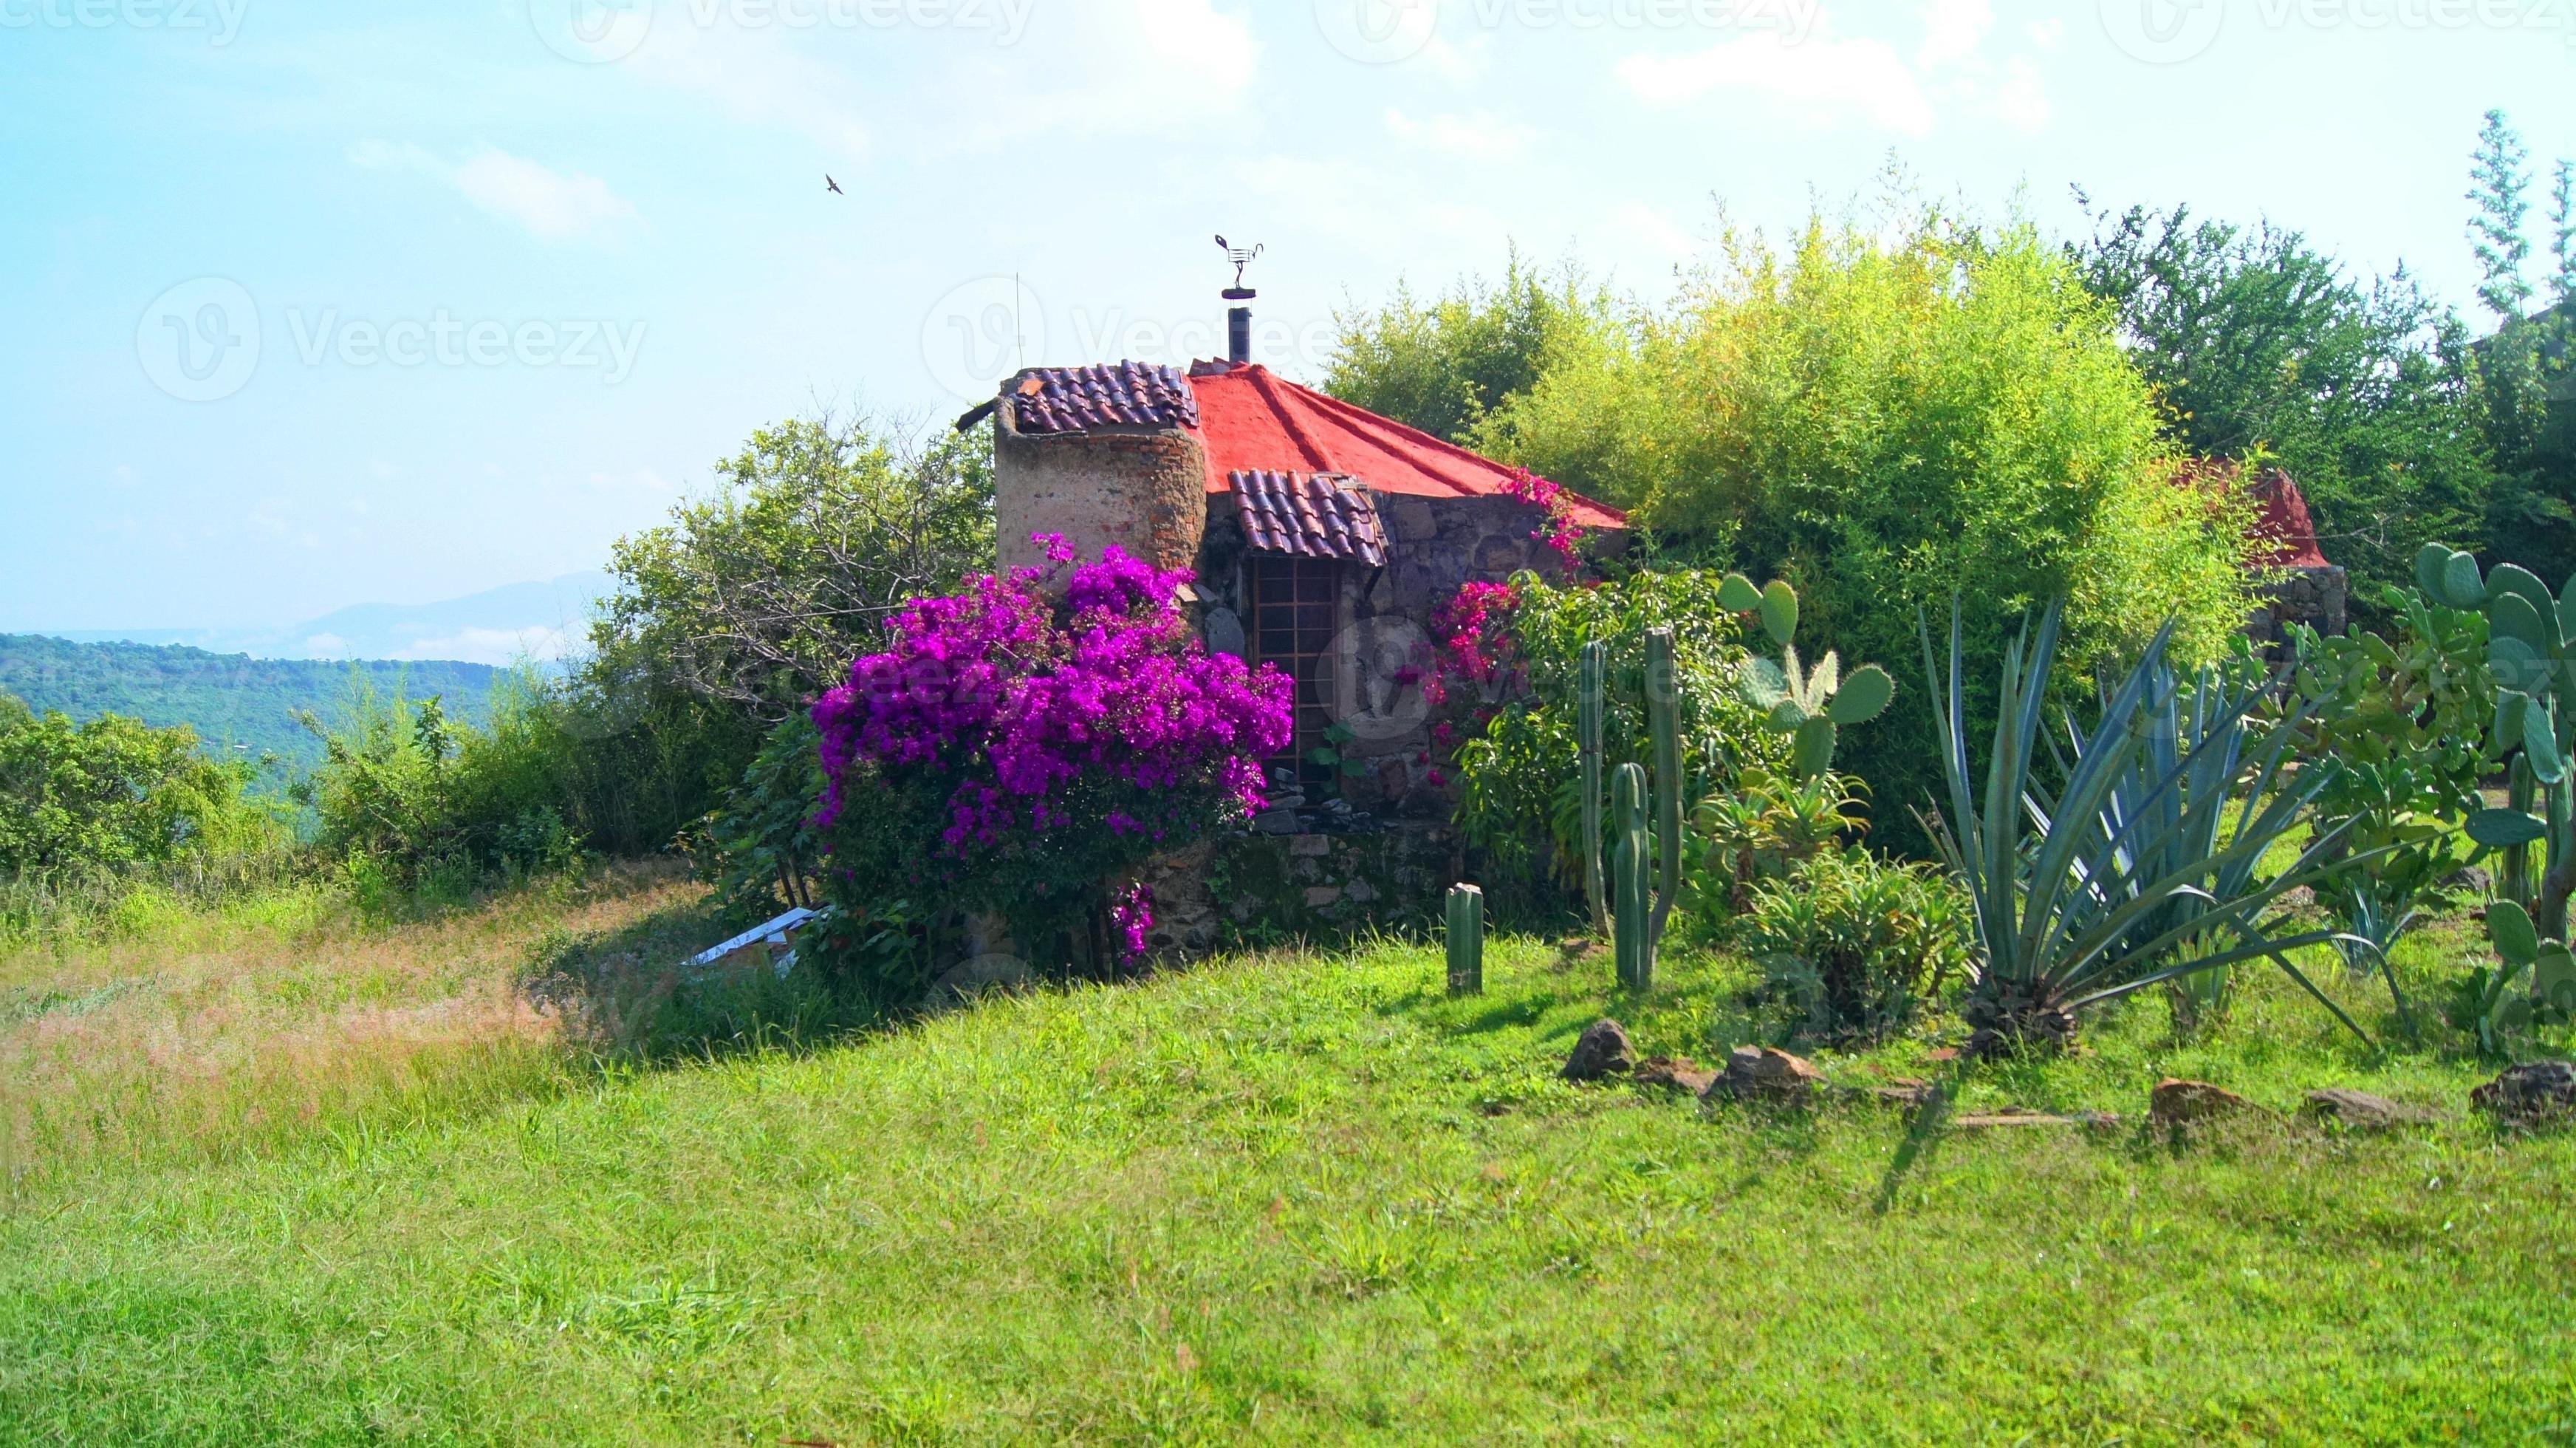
[1922,603,2380,1055]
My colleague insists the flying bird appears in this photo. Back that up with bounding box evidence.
[825,175,843,195]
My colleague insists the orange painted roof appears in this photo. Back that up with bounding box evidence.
[1185,362,1626,530]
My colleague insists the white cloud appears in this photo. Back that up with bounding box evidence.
[1916,0,1992,69]
[1383,108,1538,161]
[2025,16,2067,47]
[622,27,871,163]
[349,142,638,243]
[932,0,1258,146]
[1994,57,2050,131]
[1607,202,1697,267]
[388,626,580,667]
[1619,30,1934,135]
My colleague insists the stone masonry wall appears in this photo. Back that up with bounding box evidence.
[993,409,1209,577]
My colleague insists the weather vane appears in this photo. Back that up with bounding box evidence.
[1215,235,1262,298]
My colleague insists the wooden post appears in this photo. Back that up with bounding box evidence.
[1445,884,1484,996]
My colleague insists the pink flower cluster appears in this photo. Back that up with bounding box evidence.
[1499,466,1584,568]
[1109,881,1154,963]
[1426,581,1522,703]
[812,539,1294,860]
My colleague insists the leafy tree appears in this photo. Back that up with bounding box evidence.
[2460,109,2576,584]
[1321,252,1621,446]
[1467,211,2256,840]
[2073,200,2498,605]
[2469,108,2536,321]
[0,695,276,873]
[594,411,995,722]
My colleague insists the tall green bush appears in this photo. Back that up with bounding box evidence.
[1468,214,2257,839]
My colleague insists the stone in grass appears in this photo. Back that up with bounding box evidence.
[1633,1056,1716,1095]
[2471,1060,2576,1124]
[2150,1078,2263,1127]
[2302,1088,2439,1131]
[1704,1046,1822,1103]
[1561,1019,1637,1082]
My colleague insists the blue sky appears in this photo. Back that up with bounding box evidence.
[4,0,2572,651]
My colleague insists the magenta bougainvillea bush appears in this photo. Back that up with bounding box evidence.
[812,537,1291,971]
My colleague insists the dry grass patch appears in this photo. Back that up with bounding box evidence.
[0,862,710,1192]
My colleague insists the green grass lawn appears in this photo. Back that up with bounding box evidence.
[4,881,2574,1444]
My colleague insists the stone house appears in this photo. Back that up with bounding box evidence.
[956,308,1626,952]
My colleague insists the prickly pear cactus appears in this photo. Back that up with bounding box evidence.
[2421,544,2575,939]
[1720,573,1894,780]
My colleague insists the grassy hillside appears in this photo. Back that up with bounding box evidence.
[0,634,500,768]
[2,872,2570,1443]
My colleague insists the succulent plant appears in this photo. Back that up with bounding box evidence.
[1445,884,1484,997]
[2419,544,2574,940]
[2459,898,2576,1053]
[1611,761,1652,991]
[1719,573,1894,780]
[1578,640,1608,939]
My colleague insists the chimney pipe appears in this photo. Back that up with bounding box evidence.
[1216,235,1263,368]
[1225,298,1253,366]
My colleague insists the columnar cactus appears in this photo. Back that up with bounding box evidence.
[1611,762,1652,991]
[1645,628,1684,954]
[1445,884,1484,997]
[1578,640,1608,938]
[1718,573,1894,780]
[2424,545,2575,940]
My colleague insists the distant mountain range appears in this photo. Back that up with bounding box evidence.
[0,635,503,770]
[55,571,616,668]
[0,572,616,770]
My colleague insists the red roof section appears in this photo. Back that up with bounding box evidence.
[1185,362,1626,530]
[2174,460,2332,569]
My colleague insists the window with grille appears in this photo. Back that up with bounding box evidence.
[1247,556,1341,793]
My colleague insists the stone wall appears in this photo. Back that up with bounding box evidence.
[993,405,1208,577]
[1139,823,1459,954]
[2248,564,2350,657]
[1191,488,1572,819]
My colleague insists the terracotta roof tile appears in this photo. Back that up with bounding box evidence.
[1010,362,1199,435]
[1232,469,1386,567]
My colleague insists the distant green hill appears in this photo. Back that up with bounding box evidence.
[0,635,502,771]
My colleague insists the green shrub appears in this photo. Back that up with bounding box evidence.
[0,693,283,875]
[1739,847,1970,1041]
[1468,210,2257,842]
